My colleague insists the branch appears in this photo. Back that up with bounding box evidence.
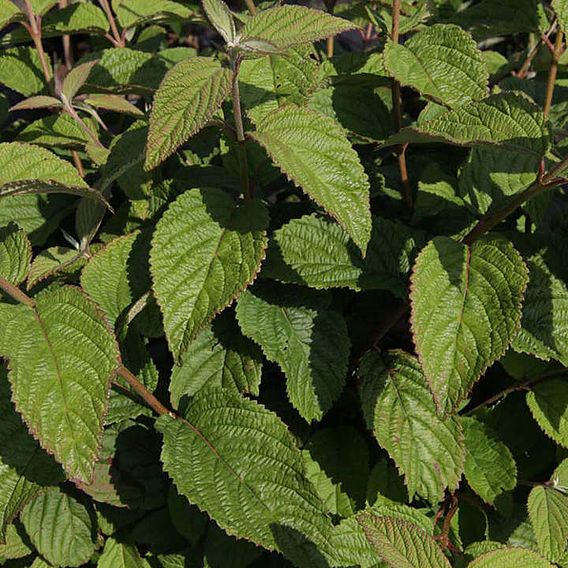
[98,0,124,47]
[22,1,52,85]
[0,276,36,308]
[244,0,256,16]
[231,56,251,200]
[544,29,564,118]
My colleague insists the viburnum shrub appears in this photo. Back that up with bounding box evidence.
[1,0,568,566]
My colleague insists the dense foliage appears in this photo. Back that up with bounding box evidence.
[0,0,568,566]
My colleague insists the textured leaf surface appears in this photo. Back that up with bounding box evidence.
[462,417,516,504]
[0,47,44,96]
[240,5,355,50]
[265,214,423,298]
[410,236,528,415]
[554,0,568,35]
[526,379,568,448]
[512,254,568,366]
[236,284,350,422]
[146,57,232,169]
[250,105,371,253]
[0,287,119,482]
[150,189,268,359]
[0,223,31,286]
[528,485,568,561]
[202,0,236,44]
[17,114,90,149]
[27,246,82,290]
[468,547,554,567]
[112,0,193,28]
[386,93,549,160]
[383,24,487,108]
[357,513,451,568]
[98,537,150,568]
[0,369,62,541]
[359,351,464,504]
[157,388,334,563]
[170,311,262,408]
[20,488,95,567]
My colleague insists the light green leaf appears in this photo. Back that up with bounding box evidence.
[0,179,109,206]
[170,311,262,408]
[150,188,268,359]
[0,1,20,30]
[83,94,143,116]
[236,284,350,422]
[145,57,232,170]
[553,0,568,35]
[359,351,464,504]
[9,95,61,111]
[265,214,423,298]
[157,388,335,565]
[112,0,194,28]
[27,247,82,290]
[20,488,96,567]
[357,513,451,568]
[526,378,568,448]
[240,5,355,51]
[0,223,31,286]
[81,231,149,327]
[462,417,517,504]
[0,287,119,482]
[383,24,487,108]
[202,0,236,44]
[528,485,568,562]
[385,92,549,161]
[0,523,33,559]
[250,105,371,253]
[62,60,99,101]
[0,46,45,96]
[410,235,528,415]
[512,254,568,367]
[18,114,90,149]
[98,537,150,568]
[468,546,554,567]
[0,369,63,541]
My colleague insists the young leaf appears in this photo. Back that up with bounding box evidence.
[240,5,355,51]
[383,24,488,108]
[156,388,335,564]
[468,546,554,567]
[150,188,268,359]
[462,417,517,504]
[357,513,451,568]
[83,94,143,116]
[359,351,465,504]
[526,379,568,448]
[27,247,82,290]
[0,223,31,286]
[0,46,45,96]
[0,287,119,482]
[553,0,568,35]
[61,60,98,101]
[250,105,371,253]
[528,485,568,562]
[385,92,549,160]
[512,254,568,367]
[9,95,61,111]
[20,488,96,567]
[410,235,528,415]
[145,57,232,170]
[202,0,236,45]
[236,284,350,422]
[170,311,262,408]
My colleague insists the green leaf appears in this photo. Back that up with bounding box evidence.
[526,378,568,448]
[265,214,423,298]
[0,287,119,482]
[0,223,31,286]
[20,488,96,567]
[0,46,45,96]
[98,537,150,568]
[81,231,149,327]
[62,60,99,101]
[0,523,33,559]
[0,1,20,30]
[385,92,550,161]
[462,417,517,504]
[383,24,487,108]
[468,547,554,567]
[553,0,568,35]
[17,114,90,149]
[236,284,350,422]
[0,179,109,206]
[250,105,371,253]
[9,95,61,111]
[83,94,143,116]
[357,513,451,568]
[157,388,334,565]
[528,485,568,562]
[145,57,232,170]
[512,254,568,367]
[410,235,528,415]
[112,0,194,29]
[150,188,268,359]
[0,369,62,541]
[202,0,236,44]
[170,311,262,408]
[359,351,464,504]
[27,246,82,290]
[240,5,355,51]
